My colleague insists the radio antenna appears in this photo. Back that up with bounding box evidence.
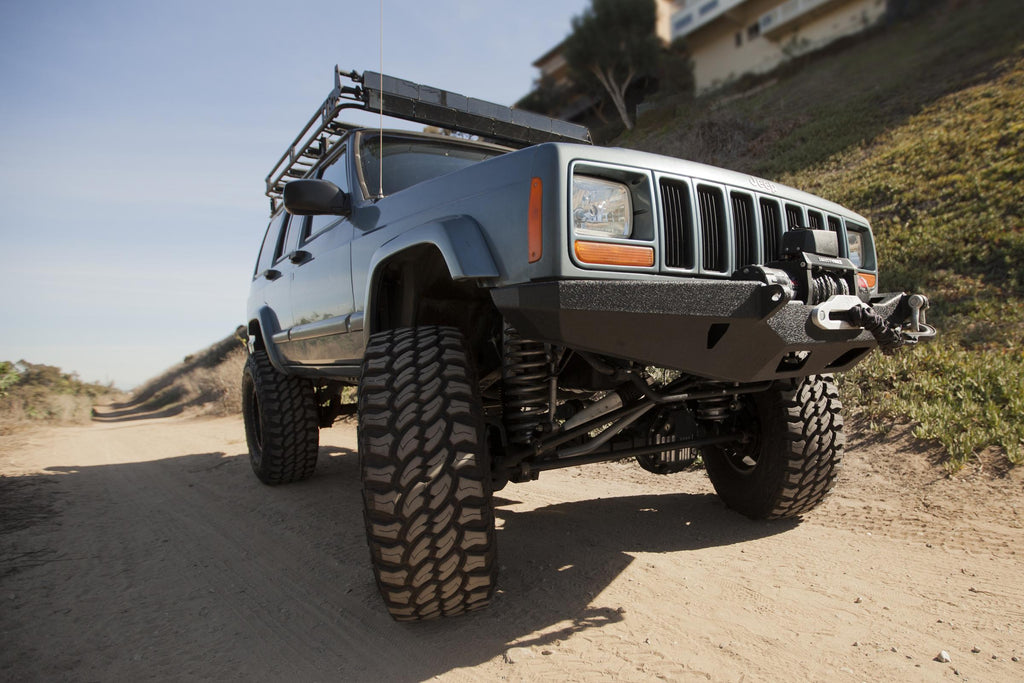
[377,0,384,199]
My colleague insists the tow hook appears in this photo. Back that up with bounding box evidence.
[812,294,936,354]
[907,293,927,333]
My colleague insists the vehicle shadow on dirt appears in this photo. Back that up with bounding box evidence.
[1,447,797,681]
[387,489,797,679]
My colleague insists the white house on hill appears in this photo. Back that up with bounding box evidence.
[672,0,888,92]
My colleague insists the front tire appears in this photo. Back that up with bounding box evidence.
[358,326,497,621]
[703,375,844,519]
[241,350,320,485]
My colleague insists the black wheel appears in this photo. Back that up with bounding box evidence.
[358,326,497,621]
[241,349,319,485]
[703,375,844,519]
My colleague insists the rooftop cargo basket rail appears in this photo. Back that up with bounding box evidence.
[265,67,593,212]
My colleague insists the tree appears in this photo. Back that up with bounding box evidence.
[562,0,661,131]
[658,37,695,99]
[515,75,568,117]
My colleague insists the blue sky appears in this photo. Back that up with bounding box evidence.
[0,0,588,388]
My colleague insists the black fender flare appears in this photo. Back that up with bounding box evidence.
[362,215,500,336]
[248,306,291,375]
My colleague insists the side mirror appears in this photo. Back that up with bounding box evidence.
[283,179,351,216]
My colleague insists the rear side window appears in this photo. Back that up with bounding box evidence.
[273,213,305,263]
[255,212,288,276]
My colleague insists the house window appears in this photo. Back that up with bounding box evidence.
[748,22,761,40]
[673,13,693,33]
[699,0,718,16]
[735,32,742,47]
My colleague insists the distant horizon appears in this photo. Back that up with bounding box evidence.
[0,0,589,390]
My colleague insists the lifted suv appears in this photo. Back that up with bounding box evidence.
[243,68,935,621]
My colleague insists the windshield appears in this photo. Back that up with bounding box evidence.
[359,134,505,197]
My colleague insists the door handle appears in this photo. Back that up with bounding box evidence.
[261,268,282,281]
[288,250,312,265]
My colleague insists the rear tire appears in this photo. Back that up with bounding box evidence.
[703,375,844,519]
[241,350,319,484]
[358,326,497,621]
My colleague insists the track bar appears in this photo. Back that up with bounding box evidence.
[527,433,742,473]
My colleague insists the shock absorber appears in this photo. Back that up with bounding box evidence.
[502,326,551,445]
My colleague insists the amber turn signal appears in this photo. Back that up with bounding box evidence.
[574,240,655,267]
[528,177,543,263]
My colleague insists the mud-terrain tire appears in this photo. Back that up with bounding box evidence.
[703,375,843,520]
[358,326,497,621]
[241,350,319,485]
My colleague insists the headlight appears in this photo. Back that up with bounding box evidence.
[572,175,632,238]
[847,230,863,268]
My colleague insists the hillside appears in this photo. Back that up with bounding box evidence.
[621,0,1023,470]
[0,361,123,434]
[91,329,247,422]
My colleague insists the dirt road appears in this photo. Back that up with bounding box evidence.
[2,414,1022,681]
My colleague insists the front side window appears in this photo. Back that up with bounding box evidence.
[321,148,351,193]
[305,148,350,239]
[358,134,505,198]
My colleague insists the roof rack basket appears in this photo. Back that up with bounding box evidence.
[265,67,592,211]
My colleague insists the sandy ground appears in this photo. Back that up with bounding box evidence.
[1,412,1022,682]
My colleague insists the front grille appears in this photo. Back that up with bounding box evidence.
[760,197,782,260]
[731,192,756,268]
[785,203,803,230]
[697,186,726,272]
[660,179,693,269]
[658,177,843,274]
[808,210,824,230]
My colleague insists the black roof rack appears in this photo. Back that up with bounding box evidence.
[265,67,592,210]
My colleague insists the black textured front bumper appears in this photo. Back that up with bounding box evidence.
[492,279,913,383]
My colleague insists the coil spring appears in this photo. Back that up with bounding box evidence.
[696,395,734,422]
[502,328,551,445]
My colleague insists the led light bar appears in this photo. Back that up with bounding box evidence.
[360,71,592,146]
